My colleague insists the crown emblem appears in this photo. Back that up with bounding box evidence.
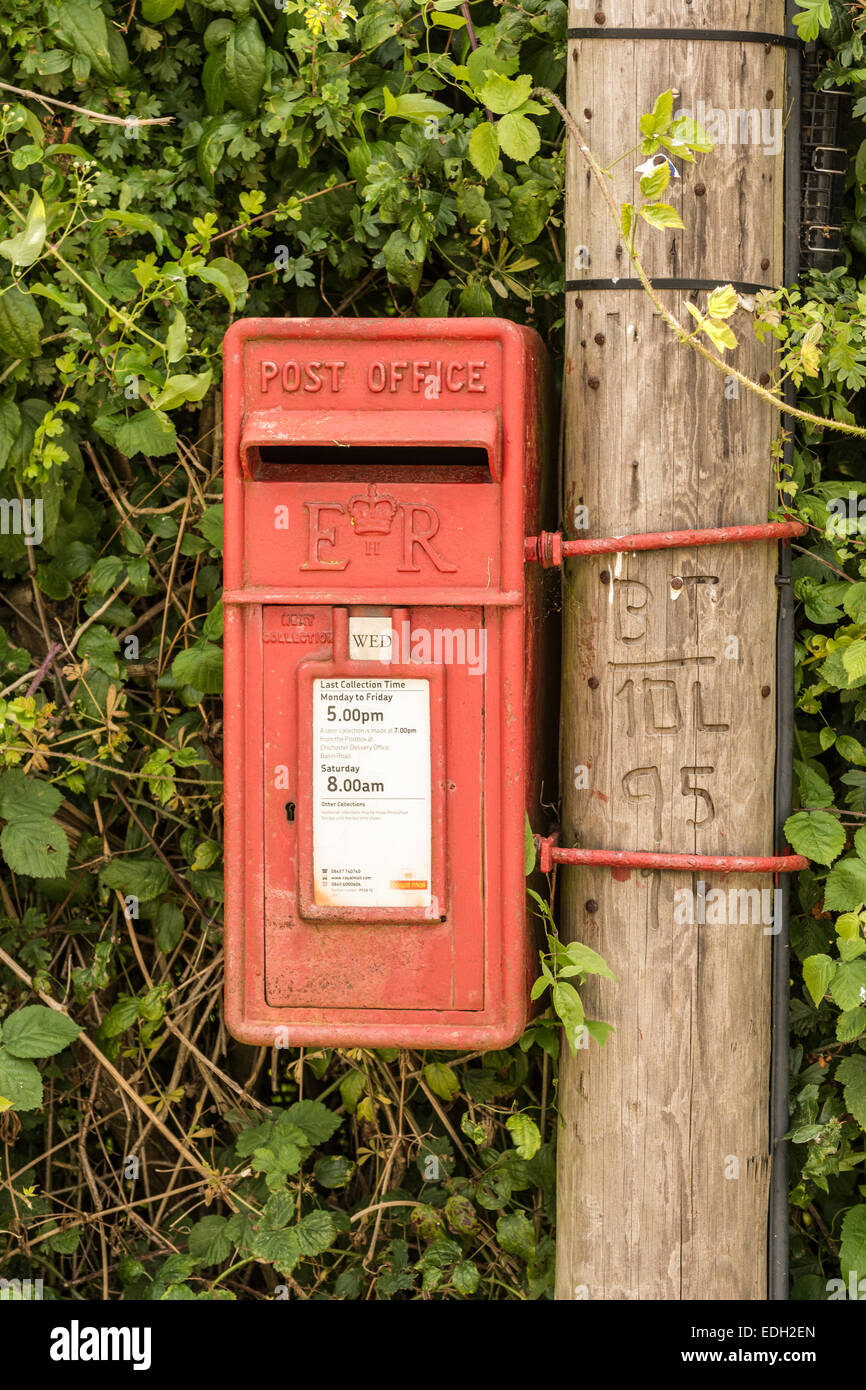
[348,484,398,536]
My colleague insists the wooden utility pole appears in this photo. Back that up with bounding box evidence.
[556,1,788,1299]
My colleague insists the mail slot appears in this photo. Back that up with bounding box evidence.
[223,318,554,1049]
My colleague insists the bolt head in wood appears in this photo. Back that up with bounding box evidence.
[588,676,599,690]
[585,899,599,914]
[587,376,600,390]
[761,685,771,697]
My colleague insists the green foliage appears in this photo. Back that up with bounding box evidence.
[527,888,615,1057]
[782,10,866,1298]
[0,0,562,1302]
[0,1004,80,1112]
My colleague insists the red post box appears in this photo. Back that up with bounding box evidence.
[222,318,553,1049]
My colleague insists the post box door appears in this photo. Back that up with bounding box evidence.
[260,604,494,1013]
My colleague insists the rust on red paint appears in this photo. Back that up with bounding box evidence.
[525,520,807,566]
[536,834,807,877]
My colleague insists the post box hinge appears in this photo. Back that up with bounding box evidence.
[534,833,808,880]
[524,519,807,568]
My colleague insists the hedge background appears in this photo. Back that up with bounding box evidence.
[0,0,864,1301]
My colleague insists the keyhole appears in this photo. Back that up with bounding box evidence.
[285,801,296,823]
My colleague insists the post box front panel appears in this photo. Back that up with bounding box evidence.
[223,318,551,1049]
[261,605,492,1013]
[241,479,502,594]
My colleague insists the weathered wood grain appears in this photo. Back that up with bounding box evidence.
[556,0,785,1300]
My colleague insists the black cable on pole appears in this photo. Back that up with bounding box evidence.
[566,278,773,295]
[768,4,801,1306]
[567,27,798,47]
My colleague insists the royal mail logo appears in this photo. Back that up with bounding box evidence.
[348,484,398,536]
[302,495,457,572]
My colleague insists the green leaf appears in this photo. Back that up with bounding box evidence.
[843,582,866,622]
[452,1260,481,1295]
[418,279,450,317]
[381,88,451,124]
[784,810,845,866]
[836,1055,866,1128]
[794,758,834,808]
[188,1214,232,1267]
[52,0,129,83]
[840,1204,866,1288]
[638,202,685,230]
[802,953,835,1006]
[524,813,536,875]
[156,902,184,953]
[0,193,47,269]
[197,116,229,193]
[468,121,499,180]
[171,640,223,695]
[825,856,866,912]
[707,284,738,319]
[639,164,670,199]
[314,1155,354,1188]
[424,1061,460,1101]
[0,769,63,820]
[295,1210,336,1256]
[844,640,866,683]
[495,1211,535,1262]
[830,959,866,1010]
[702,318,738,352]
[584,1018,614,1046]
[496,112,540,164]
[478,73,533,115]
[142,0,184,19]
[152,370,213,412]
[552,981,586,1055]
[99,856,172,902]
[2,1005,80,1058]
[282,1100,341,1145]
[198,504,223,551]
[0,1048,43,1111]
[562,940,617,980]
[100,210,174,255]
[206,256,248,304]
[837,735,866,765]
[505,1113,541,1160]
[115,409,177,459]
[0,286,43,358]
[224,18,266,116]
[1,815,69,879]
[639,88,674,139]
[837,1007,866,1042]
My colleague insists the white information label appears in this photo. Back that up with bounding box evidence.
[312,678,431,908]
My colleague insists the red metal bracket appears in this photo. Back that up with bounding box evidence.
[524,520,807,568]
[536,834,807,880]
